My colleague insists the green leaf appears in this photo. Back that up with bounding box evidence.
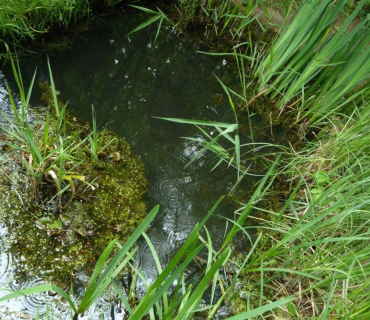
[48,219,62,229]
[157,117,233,128]
[0,284,77,312]
[129,5,158,15]
[174,249,231,320]
[314,170,330,185]
[77,205,159,314]
[75,227,87,237]
[112,279,133,316]
[47,57,59,118]
[225,296,295,319]
[127,15,161,37]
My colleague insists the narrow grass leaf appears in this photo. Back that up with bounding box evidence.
[225,296,295,320]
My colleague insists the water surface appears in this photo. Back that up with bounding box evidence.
[0,10,284,318]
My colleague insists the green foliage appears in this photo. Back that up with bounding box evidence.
[0,56,88,204]
[256,0,370,124]
[127,5,175,42]
[174,0,260,40]
[0,57,148,280]
[249,1,370,318]
[171,1,370,317]
[3,0,370,319]
[0,195,294,319]
[0,0,121,47]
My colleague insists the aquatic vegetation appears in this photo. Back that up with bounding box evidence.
[0,0,122,52]
[127,5,175,42]
[256,0,370,125]
[0,186,295,320]
[0,130,147,280]
[173,0,261,41]
[2,0,370,318]
[163,0,370,318]
[0,59,148,281]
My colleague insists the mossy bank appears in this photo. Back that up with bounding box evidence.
[0,83,148,281]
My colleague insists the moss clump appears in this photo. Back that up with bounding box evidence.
[229,279,260,314]
[84,130,148,241]
[0,109,147,281]
[224,252,260,316]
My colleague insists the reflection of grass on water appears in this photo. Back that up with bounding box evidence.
[2,0,370,319]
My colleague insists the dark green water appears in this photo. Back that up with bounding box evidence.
[0,10,288,319]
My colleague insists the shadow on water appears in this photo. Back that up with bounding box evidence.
[0,9,290,318]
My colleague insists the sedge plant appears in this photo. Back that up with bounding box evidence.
[256,0,370,125]
[0,56,96,206]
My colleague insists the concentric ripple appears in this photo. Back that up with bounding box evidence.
[136,231,175,280]
[155,165,199,212]
[0,253,12,285]
[20,279,53,316]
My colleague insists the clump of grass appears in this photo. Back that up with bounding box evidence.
[0,0,122,56]
[170,0,262,41]
[243,0,370,318]
[0,56,92,206]
[0,55,150,280]
[256,109,370,318]
[256,0,370,125]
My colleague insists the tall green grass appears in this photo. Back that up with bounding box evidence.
[173,0,261,40]
[0,0,122,52]
[167,0,370,317]
[0,57,97,206]
[258,108,370,318]
[243,0,370,317]
[256,0,370,125]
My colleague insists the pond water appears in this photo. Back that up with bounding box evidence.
[0,9,288,319]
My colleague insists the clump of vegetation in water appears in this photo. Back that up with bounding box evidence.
[1,129,147,280]
[0,0,122,56]
[0,61,147,281]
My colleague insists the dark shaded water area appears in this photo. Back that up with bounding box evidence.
[0,9,291,319]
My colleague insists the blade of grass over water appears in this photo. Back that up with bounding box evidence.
[0,284,77,312]
[157,117,234,128]
[76,205,159,315]
[173,248,231,320]
[127,5,175,41]
[130,197,224,319]
[47,57,60,118]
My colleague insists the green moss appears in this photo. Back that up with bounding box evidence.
[225,253,261,315]
[0,109,147,281]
